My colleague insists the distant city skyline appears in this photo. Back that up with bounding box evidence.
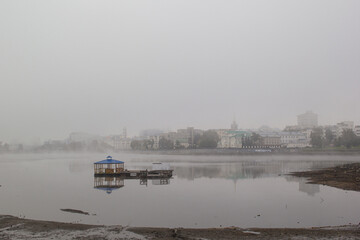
[1,1,359,144]
[2,110,359,145]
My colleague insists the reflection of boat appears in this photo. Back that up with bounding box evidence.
[94,156,173,178]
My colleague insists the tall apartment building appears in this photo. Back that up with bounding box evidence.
[297,111,318,128]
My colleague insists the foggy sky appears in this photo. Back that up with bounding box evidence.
[1,0,359,143]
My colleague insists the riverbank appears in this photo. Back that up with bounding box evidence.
[126,148,360,156]
[290,162,360,192]
[1,215,359,240]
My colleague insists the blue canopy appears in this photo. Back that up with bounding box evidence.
[94,156,124,164]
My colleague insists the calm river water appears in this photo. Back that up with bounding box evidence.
[0,153,359,228]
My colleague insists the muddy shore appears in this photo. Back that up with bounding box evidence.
[1,215,360,239]
[290,162,360,192]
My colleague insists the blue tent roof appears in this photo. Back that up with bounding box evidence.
[94,156,124,164]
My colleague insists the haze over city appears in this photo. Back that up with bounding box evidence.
[1,0,359,144]
[2,1,360,239]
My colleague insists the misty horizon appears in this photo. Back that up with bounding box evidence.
[1,0,359,144]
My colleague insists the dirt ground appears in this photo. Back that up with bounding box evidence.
[128,226,360,240]
[1,215,360,240]
[290,162,360,192]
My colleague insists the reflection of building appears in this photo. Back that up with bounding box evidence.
[298,178,320,196]
[297,111,318,128]
[285,175,320,196]
[94,177,124,194]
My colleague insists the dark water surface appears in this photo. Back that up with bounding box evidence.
[0,153,359,228]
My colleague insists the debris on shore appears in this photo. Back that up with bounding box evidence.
[128,225,360,240]
[60,208,90,215]
[1,215,360,240]
[290,163,360,192]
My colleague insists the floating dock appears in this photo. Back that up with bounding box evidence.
[94,156,173,178]
[94,169,173,178]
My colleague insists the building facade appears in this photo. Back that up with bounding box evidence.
[297,111,318,128]
[279,132,310,148]
[354,125,360,137]
[259,133,281,148]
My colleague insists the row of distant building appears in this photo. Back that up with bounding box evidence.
[4,111,356,152]
[57,111,359,151]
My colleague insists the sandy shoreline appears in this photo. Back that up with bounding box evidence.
[1,215,360,239]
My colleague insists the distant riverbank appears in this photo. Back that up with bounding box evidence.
[1,215,359,240]
[126,148,360,156]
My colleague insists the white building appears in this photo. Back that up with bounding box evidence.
[354,125,360,137]
[149,135,161,149]
[279,132,310,148]
[219,134,243,148]
[258,132,281,148]
[297,111,318,128]
[217,130,251,149]
[334,121,354,138]
[114,138,132,150]
[105,135,132,150]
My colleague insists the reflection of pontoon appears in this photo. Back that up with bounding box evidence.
[94,156,173,178]
[152,178,170,185]
[94,177,124,194]
[93,157,172,193]
[94,176,171,192]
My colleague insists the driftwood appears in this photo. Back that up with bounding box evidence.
[60,209,89,215]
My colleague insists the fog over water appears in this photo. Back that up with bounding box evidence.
[1,153,360,228]
[1,0,360,143]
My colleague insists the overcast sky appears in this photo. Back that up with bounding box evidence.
[1,0,359,143]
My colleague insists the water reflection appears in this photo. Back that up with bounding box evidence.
[173,160,349,182]
[2,154,360,228]
[94,177,124,194]
[285,175,320,196]
[94,176,171,193]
